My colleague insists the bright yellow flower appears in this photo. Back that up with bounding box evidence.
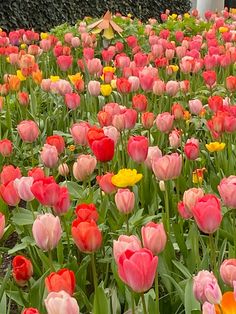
[100,84,112,97]
[68,145,76,152]
[20,43,27,49]
[219,27,228,33]
[184,13,190,19]
[41,32,48,40]
[68,73,83,85]
[127,13,132,18]
[192,168,206,185]
[16,70,26,81]
[184,110,191,120]
[170,14,177,20]
[111,169,143,188]
[103,66,116,73]
[6,57,10,63]
[205,142,226,153]
[215,292,236,314]
[50,75,60,82]
[169,65,179,72]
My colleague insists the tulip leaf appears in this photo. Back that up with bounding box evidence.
[11,207,35,226]
[172,261,191,279]
[0,292,6,314]
[184,278,200,314]
[93,286,110,314]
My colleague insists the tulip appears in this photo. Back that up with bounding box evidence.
[193,270,222,304]
[96,173,117,194]
[141,222,167,255]
[32,213,62,251]
[64,93,80,110]
[0,181,20,206]
[70,122,90,146]
[87,126,105,147]
[18,92,29,106]
[183,188,204,214]
[116,78,131,94]
[226,75,236,92]
[30,177,59,206]
[220,259,236,287]
[123,109,137,129]
[0,165,21,185]
[132,94,148,112]
[58,163,69,177]
[184,138,200,160]
[45,291,80,314]
[144,146,162,169]
[113,235,141,263]
[156,112,174,133]
[57,55,73,71]
[202,70,216,88]
[41,144,59,168]
[53,186,70,215]
[17,120,39,143]
[153,80,165,95]
[12,255,33,286]
[75,203,98,223]
[103,126,120,145]
[45,268,76,295]
[71,219,102,253]
[115,189,135,214]
[14,177,34,202]
[128,76,140,92]
[88,80,101,96]
[218,176,236,209]
[127,136,149,163]
[46,135,65,154]
[202,302,216,314]
[152,153,182,181]
[91,136,115,162]
[165,81,179,96]
[73,154,97,181]
[0,213,5,240]
[141,112,155,129]
[0,139,13,157]
[188,99,203,115]
[21,308,40,314]
[192,194,222,234]
[208,96,223,112]
[169,129,181,148]
[172,103,184,120]
[28,167,45,182]
[97,111,112,127]
[118,248,158,293]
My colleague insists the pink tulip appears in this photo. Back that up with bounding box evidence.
[202,302,216,314]
[192,194,222,234]
[141,222,167,255]
[127,136,149,163]
[153,80,165,95]
[115,189,135,214]
[88,81,101,96]
[128,76,140,92]
[118,248,158,293]
[96,173,116,194]
[156,112,174,133]
[152,153,182,181]
[169,130,181,148]
[220,259,236,287]
[14,177,34,202]
[71,37,80,48]
[123,109,137,129]
[103,126,120,145]
[87,58,102,75]
[57,55,73,71]
[0,213,5,240]
[70,122,90,146]
[0,139,13,157]
[165,81,179,96]
[41,79,51,92]
[113,235,141,264]
[45,291,80,314]
[144,146,162,169]
[73,154,97,181]
[40,144,58,168]
[184,138,200,160]
[183,188,204,214]
[193,270,222,304]
[188,99,203,115]
[218,176,236,208]
[0,181,20,206]
[32,213,62,251]
[17,120,39,143]
[64,93,80,110]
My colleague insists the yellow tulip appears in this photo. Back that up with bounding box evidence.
[68,73,83,85]
[169,65,179,72]
[20,44,27,49]
[50,75,60,82]
[184,13,190,19]
[111,169,143,188]
[100,84,112,97]
[103,66,116,73]
[41,32,48,40]
[192,168,206,185]
[219,27,228,33]
[205,142,226,152]
[16,70,26,81]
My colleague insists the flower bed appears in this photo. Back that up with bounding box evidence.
[0,8,236,314]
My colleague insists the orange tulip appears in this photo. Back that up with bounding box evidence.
[215,292,236,314]
[32,70,43,84]
[8,75,21,91]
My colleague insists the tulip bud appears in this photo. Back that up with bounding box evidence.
[115,189,135,214]
[12,255,33,286]
[58,163,69,176]
[45,291,80,314]
[141,222,167,255]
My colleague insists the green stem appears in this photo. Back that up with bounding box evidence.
[126,214,130,235]
[91,253,98,291]
[131,290,135,314]
[48,250,55,272]
[155,271,160,314]
[141,293,147,314]
[164,185,170,234]
[209,233,216,273]
[61,215,71,258]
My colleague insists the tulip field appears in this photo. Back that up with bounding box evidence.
[1,7,236,314]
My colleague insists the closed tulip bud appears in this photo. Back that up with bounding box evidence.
[88,80,101,96]
[18,91,29,106]
[71,37,80,48]
[22,308,40,314]
[183,187,204,214]
[172,103,184,120]
[226,75,236,92]
[208,96,223,113]
[45,291,80,314]
[46,135,65,154]
[141,112,155,129]
[178,201,192,219]
[53,186,70,215]
[91,136,115,162]
[14,177,34,202]
[45,268,76,296]
[156,112,174,133]
[58,163,69,176]
[71,219,102,253]
[184,138,200,160]
[57,55,73,71]
[193,270,222,304]
[0,181,20,206]
[192,194,222,234]
[169,129,181,149]
[202,302,216,314]
[115,188,135,214]
[41,144,59,168]
[73,154,97,181]
[153,80,165,95]
[118,248,158,293]
[218,176,236,208]
[188,99,203,115]
[127,135,149,163]
[97,111,112,127]
[113,235,141,263]
[0,165,21,185]
[103,126,120,145]
[96,173,117,194]
[0,139,13,157]
[12,255,33,286]
[0,213,5,240]
[220,259,236,287]
[128,76,140,92]
[70,122,90,146]
[152,153,182,181]
[202,70,217,88]
[32,213,62,251]
[144,146,162,169]
[17,120,39,143]
[165,80,179,96]
[64,93,80,110]
[141,222,167,255]
[132,94,148,112]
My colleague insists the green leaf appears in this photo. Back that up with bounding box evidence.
[66,181,83,199]
[162,274,184,303]
[11,207,34,226]
[184,278,200,314]
[172,260,192,279]
[0,293,6,314]
[93,286,110,314]
[0,268,11,302]
[29,272,48,311]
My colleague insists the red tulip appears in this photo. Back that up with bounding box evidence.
[127,136,149,163]
[96,172,117,194]
[21,308,40,314]
[116,78,131,94]
[208,96,223,112]
[64,93,80,110]
[202,70,217,88]
[75,203,99,223]
[132,94,148,112]
[87,126,105,147]
[184,138,200,160]
[91,136,115,162]
[46,135,65,154]
[0,139,13,157]
[12,255,33,286]
[45,268,76,296]
[0,165,21,185]
[0,181,20,206]
[141,112,155,129]
[57,55,73,71]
